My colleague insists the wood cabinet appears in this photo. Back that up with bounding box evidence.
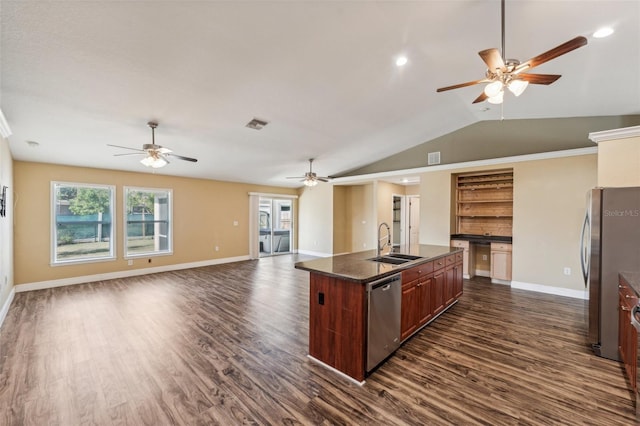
[619,275,638,392]
[453,251,464,298]
[451,239,475,278]
[490,242,512,282]
[455,170,513,237]
[401,260,434,341]
[309,273,367,382]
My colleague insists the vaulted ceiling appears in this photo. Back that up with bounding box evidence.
[1,1,639,187]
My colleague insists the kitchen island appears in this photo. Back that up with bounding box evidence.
[295,244,462,383]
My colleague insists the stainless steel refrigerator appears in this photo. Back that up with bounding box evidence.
[581,187,640,361]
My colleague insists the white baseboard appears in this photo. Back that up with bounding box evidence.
[15,255,251,293]
[474,269,491,278]
[0,286,15,329]
[511,280,588,300]
[297,249,332,258]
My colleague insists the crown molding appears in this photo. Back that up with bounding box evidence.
[588,125,640,144]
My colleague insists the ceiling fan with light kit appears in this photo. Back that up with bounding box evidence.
[108,121,198,169]
[436,0,587,104]
[287,158,331,187]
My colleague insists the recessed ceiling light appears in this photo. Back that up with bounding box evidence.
[395,56,408,67]
[593,27,614,38]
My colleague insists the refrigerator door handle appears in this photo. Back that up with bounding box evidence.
[580,211,590,287]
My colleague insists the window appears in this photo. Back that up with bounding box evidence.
[124,187,172,257]
[52,182,115,264]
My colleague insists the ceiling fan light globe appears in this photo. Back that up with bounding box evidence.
[484,81,504,98]
[508,79,529,97]
[140,156,167,168]
[304,178,318,187]
[487,91,504,104]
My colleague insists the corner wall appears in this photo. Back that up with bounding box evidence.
[0,136,14,324]
[419,153,596,293]
[13,161,297,287]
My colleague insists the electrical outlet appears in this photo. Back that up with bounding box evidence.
[215,246,219,251]
[564,267,571,276]
[233,220,238,226]
[482,255,488,261]
[127,260,133,266]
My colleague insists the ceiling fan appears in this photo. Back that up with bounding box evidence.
[108,121,198,168]
[436,0,587,104]
[287,159,331,187]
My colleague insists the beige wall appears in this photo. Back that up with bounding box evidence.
[348,184,375,252]
[14,161,297,286]
[0,136,13,313]
[419,154,597,291]
[298,183,333,255]
[332,186,348,254]
[597,135,640,186]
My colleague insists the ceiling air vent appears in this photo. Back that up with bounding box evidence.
[427,151,441,166]
[245,118,269,130]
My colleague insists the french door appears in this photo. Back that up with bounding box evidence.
[259,197,292,257]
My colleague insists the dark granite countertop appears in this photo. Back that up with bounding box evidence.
[620,271,640,296]
[294,244,460,284]
[450,234,512,244]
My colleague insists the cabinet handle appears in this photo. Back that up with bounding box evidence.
[620,284,626,289]
[626,294,634,299]
[622,306,631,312]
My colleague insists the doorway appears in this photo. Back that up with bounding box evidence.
[259,197,293,257]
[392,195,420,249]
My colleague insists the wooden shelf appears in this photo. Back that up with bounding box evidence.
[455,169,513,236]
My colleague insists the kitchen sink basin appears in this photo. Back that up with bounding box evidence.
[387,253,423,261]
[367,256,410,265]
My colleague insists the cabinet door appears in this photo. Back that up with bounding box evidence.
[432,270,445,316]
[401,280,419,341]
[490,250,512,281]
[417,277,433,326]
[454,262,463,298]
[444,266,455,306]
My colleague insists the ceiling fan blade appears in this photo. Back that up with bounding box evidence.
[436,79,488,93]
[478,48,505,72]
[169,154,198,163]
[517,73,562,85]
[317,178,331,182]
[514,36,588,73]
[472,92,489,104]
[286,176,304,179]
[114,152,146,157]
[107,144,145,152]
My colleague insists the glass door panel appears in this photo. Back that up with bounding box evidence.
[259,197,292,257]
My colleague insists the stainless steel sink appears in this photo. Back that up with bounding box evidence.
[368,255,410,265]
[388,253,423,261]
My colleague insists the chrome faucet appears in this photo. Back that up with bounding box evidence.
[377,222,391,256]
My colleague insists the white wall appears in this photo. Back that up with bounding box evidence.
[0,135,14,326]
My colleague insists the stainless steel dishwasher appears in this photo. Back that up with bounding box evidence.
[367,273,402,372]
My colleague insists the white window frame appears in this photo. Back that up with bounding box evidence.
[124,186,173,259]
[51,181,116,265]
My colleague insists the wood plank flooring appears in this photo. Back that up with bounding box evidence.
[0,255,635,425]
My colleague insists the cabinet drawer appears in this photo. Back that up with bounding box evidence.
[619,284,639,309]
[455,251,464,263]
[433,257,446,271]
[451,240,469,249]
[402,261,434,282]
[445,254,456,265]
[490,242,512,252]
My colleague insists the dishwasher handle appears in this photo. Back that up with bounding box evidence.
[368,273,401,292]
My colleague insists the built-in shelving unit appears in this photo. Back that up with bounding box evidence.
[455,169,513,236]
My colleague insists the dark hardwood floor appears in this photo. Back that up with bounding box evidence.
[0,255,635,425]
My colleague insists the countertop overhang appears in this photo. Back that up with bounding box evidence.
[294,244,460,284]
[450,234,512,244]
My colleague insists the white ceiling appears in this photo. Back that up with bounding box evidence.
[1,1,639,187]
